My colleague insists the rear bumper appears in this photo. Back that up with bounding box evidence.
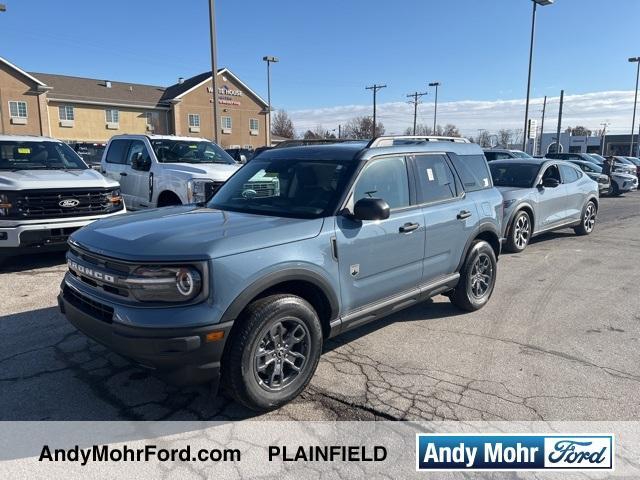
[58,281,233,387]
[0,210,125,252]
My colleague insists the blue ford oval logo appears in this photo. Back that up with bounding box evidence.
[59,199,80,208]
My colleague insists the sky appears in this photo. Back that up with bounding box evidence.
[2,0,640,137]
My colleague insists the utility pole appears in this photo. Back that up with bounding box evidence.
[262,56,279,147]
[428,82,441,132]
[208,0,219,143]
[406,91,428,135]
[338,124,341,139]
[554,90,564,154]
[628,57,640,155]
[600,122,610,156]
[365,84,386,137]
[538,95,547,156]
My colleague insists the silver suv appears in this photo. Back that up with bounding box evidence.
[59,136,503,410]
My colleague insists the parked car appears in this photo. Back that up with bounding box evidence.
[59,136,503,410]
[0,135,125,263]
[606,163,638,196]
[100,135,240,209]
[624,156,640,178]
[489,159,599,253]
[484,149,534,161]
[546,152,601,165]
[610,156,640,178]
[566,160,611,194]
[72,142,106,170]
[225,147,254,164]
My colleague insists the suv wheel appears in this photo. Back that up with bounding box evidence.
[221,294,322,411]
[574,200,597,236]
[610,182,621,196]
[505,211,531,253]
[450,240,497,312]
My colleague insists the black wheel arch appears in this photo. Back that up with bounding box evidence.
[505,202,536,237]
[455,222,501,273]
[157,190,182,207]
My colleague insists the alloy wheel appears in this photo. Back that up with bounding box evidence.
[583,203,596,233]
[253,318,310,392]
[513,214,530,249]
[469,253,494,299]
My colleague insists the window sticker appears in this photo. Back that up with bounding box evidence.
[426,168,434,181]
[483,178,489,187]
[18,148,31,154]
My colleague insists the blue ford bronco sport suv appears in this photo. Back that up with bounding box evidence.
[59,136,503,411]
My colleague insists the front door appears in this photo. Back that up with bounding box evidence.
[123,140,153,209]
[536,163,568,228]
[335,155,425,314]
[102,139,133,205]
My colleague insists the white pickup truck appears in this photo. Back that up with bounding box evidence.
[0,135,125,262]
[100,135,244,209]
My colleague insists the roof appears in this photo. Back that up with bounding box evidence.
[108,134,212,142]
[0,135,59,142]
[162,68,268,107]
[30,72,168,109]
[0,56,47,87]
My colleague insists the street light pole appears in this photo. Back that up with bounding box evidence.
[523,0,554,152]
[628,57,640,156]
[208,0,219,143]
[428,82,440,132]
[263,56,279,147]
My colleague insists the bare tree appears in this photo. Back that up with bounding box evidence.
[477,130,492,148]
[565,126,592,137]
[271,110,295,139]
[442,124,461,137]
[342,116,385,139]
[498,129,513,148]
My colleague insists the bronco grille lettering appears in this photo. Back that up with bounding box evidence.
[68,260,116,284]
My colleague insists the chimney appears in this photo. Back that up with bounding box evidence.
[178,77,184,84]
[105,80,112,88]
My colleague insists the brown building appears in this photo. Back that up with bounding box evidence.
[0,56,270,148]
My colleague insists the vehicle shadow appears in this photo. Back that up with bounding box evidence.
[0,251,67,273]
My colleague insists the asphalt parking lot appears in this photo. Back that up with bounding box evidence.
[1,192,639,422]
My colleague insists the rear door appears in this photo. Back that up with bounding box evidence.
[411,153,477,281]
[335,155,425,313]
[560,163,586,220]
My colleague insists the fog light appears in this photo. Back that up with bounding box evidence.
[205,331,225,342]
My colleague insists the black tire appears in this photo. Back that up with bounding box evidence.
[450,240,497,312]
[221,294,323,411]
[574,200,597,236]
[611,182,622,196]
[505,210,531,253]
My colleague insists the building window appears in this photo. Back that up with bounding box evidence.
[59,105,74,121]
[9,101,27,119]
[249,118,259,131]
[221,116,232,130]
[188,114,200,128]
[105,108,119,124]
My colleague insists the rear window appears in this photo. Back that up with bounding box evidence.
[449,154,492,192]
[105,139,130,164]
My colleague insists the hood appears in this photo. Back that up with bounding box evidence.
[161,163,240,181]
[0,168,118,190]
[70,206,324,261]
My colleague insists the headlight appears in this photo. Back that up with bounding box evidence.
[108,188,123,208]
[126,265,203,302]
[187,180,212,204]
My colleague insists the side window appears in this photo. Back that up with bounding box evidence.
[126,140,151,165]
[560,164,581,183]
[105,140,130,164]
[413,154,458,203]
[353,156,410,210]
[450,154,491,192]
[542,164,561,182]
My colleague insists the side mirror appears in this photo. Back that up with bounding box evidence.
[239,154,247,164]
[131,152,151,171]
[540,177,560,188]
[352,198,390,221]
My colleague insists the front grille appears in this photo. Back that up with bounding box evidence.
[63,285,114,323]
[204,181,225,201]
[68,245,132,298]
[244,181,277,198]
[12,188,122,219]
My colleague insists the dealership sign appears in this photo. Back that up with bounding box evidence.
[416,434,613,471]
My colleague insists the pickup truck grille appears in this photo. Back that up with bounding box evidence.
[12,188,122,219]
[244,181,277,198]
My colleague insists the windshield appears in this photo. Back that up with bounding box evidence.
[512,150,534,159]
[589,154,606,163]
[209,157,358,219]
[0,140,87,170]
[489,162,541,188]
[150,139,236,165]
[625,157,640,166]
[577,162,602,173]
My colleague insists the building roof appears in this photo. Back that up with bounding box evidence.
[29,72,168,109]
[0,56,47,87]
[162,68,268,107]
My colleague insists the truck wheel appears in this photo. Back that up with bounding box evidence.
[221,294,323,411]
[574,200,597,236]
[505,210,531,253]
[450,240,497,312]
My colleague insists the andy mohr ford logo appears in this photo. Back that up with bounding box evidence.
[59,199,80,208]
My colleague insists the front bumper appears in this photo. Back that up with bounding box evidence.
[58,278,233,387]
[0,210,125,253]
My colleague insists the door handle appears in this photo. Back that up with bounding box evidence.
[399,222,420,233]
[457,210,472,220]
[120,172,128,177]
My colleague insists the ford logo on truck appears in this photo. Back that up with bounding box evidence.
[68,260,115,284]
[59,199,80,208]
